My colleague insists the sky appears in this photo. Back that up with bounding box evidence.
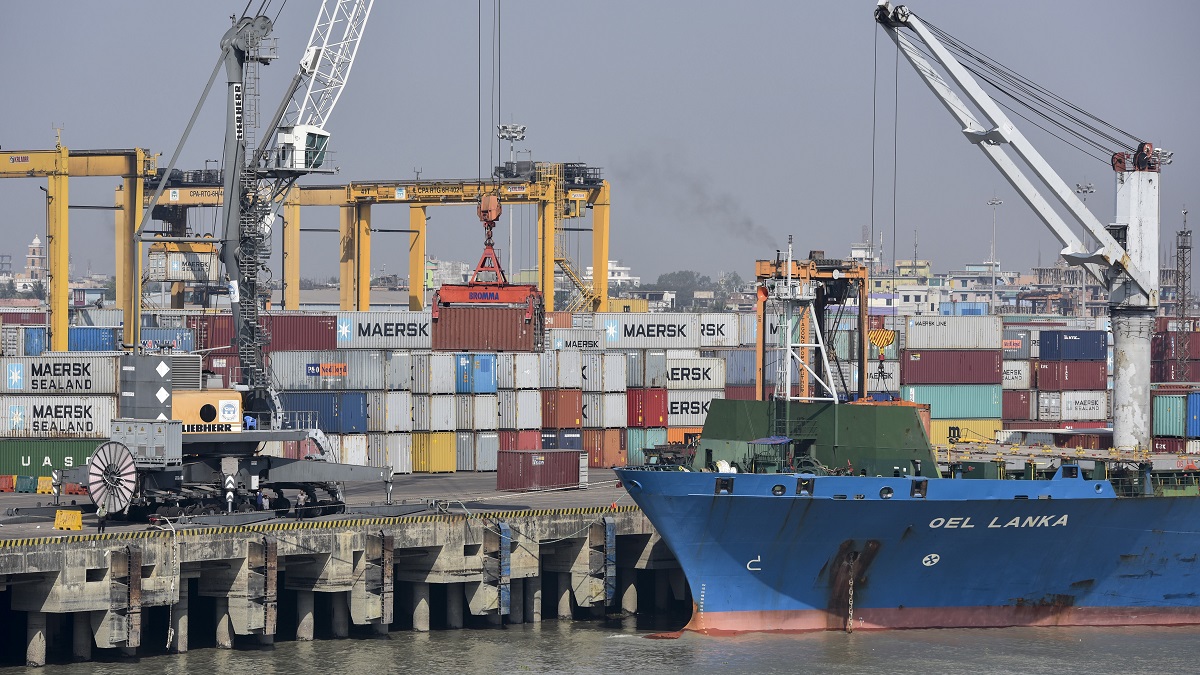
[2,1,1197,289]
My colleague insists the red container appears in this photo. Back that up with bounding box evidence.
[496,449,581,491]
[189,314,236,355]
[1037,361,1107,391]
[626,388,668,427]
[1151,332,1200,361]
[544,311,573,328]
[432,306,543,352]
[1056,421,1109,430]
[261,313,336,352]
[541,389,583,428]
[900,349,1002,384]
[1003,421,1053,430]
[1053,433,1108,450]
[282,438,321,460]
[1154,437,1187,453]
[498,430,543,451]
[723,385,758,401]
[202,353,242,387]
[0,311,47,325]
[1156,317,1200,333]
[583,428,626,468]
[1002,390,1034,421]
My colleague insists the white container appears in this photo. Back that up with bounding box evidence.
[339,434,369,465]
[0,395,116,438]
[995,429,1055,445]
[1188,440,1200,455]
[665,349,701,360]
[699,313,740,348]
[582,392,628,428]
[601,353,627,392]
[498,353,540,390]
[738,313,759,346]
[475,431,499,471]
[832,360,900,394]
[556,349,584,388]
[1038,390,1110,422]
[323,433,343,459]
[368,433,412,474]
[365,390,388,432]
[665,358,726,390]
[455,431,476,471]
[334,311,432,349]
[385,351,412,391]
[623,351,644,388]
[412,353,455,394]
[385,390,412,432]
[667,389,723,427]
[412,394,456,431]
[592,313,702,349]
[644,350,668,388]
[498,389,541,429]
[539,351,558,388]
[259,441,286,458]
[1,354,121,395]
[1002,360,1032,390]
[582,352,604,393]
[455,394,474,430]
[905,316,1002,350]
[267,350,388,390]
[547,328,604,350]
[473,394,499,431]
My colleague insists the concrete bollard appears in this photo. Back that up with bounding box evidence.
[171,590,189,653]
[412,582,430,632]
[557,572,573,619]
[620,569,638,615]
[215,597,233,649]
[528,575,542,623]
[296,590,315,641]
[26,611,47,667]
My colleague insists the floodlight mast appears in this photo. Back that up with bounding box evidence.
[875,1,1163,451]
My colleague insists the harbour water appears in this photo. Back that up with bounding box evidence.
[10,618,1200,674]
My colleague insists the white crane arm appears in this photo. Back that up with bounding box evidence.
[875,1,1153,299]
[287,0,374,130]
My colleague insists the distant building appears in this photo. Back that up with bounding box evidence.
[584,260,640,287]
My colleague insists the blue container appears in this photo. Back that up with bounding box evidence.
[68,326,120,352]
[540,431,559,449]
[720,348,756,386]
[455,353,474,393]
[23,327,46,356]
[1039,330,1107,361]
[139,327,196,351]
[278,391,367,433]
[557,429,583,450]
[472,353,498,393]
[940,302,989,316]
[1187,392,1200,439]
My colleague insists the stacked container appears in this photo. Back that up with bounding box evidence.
[901,315,1003,445]
[1151,318,1200,383]
[1036,330,1109,427]
[497,353,542,452]
[582,352,628,467]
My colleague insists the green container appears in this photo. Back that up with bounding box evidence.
[1153,395,1187,438]
[0,439,97,478]
[901,385,1002,419]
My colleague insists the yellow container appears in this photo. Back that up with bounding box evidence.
[927,418,1002,446]
[413,432,456,473]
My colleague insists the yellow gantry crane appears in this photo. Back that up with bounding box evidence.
[133,162,611,312]
[0,143,156,349]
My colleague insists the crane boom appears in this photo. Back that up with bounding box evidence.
[874,1,1163,451]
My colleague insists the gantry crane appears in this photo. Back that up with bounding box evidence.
[876,1,1165,450]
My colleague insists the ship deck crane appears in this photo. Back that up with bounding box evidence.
[875,1,1165,451]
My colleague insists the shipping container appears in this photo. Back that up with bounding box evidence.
[139,327,197,352]
[1152,332,1200,361]
[268,350,389,390]
[830,360,900,394]
[1037,391,1110,422]
[67,326,120,352]
[553,349,583,388]
[412,353,456,394]
[667,389,723,427]
[583,428,626,468]
[367,433,412,474]
[0,396,116,438]
[626,388,668,428]
[335,311,433,349]
[900,384,1002,419]
[364,390,412,433]
[498,390,542,430]
[276,391,368,434]
[699,313,740,347]
[582,392,629,429]
[544,311,573,329]
[1002,390,1036,421]
[717,348,756,386]
[722,384,759,401]
[203,353,241,388]
[1153,437,1186,454]
[412,395,456,432]
[23,327,47,356]
[384,351,413,391]
[472,394,499,431]
[664,357,727,390]
[580,352,627,392]
[261,314,337,352]
[497,353,541,390]
[1002,360,1033,390]
[1188,392,1200,439]
[1038,330,1107,361]
[0,311,47,325]
[1152,361,1200,383]
[454,353,498,394]
[337,434,368,465]
[547,328,605,351]
[365,391,388,433]
[591,313,701,349]
[995,429,1055,445]
[412,432,456,472]
[1036,361,1107,391]
[644,350,668,388]
[1,354,120,395]
[667,426,703,445]
[539,350,558,388]
[540,430,559,449]
[456,431,476,471]
[557,429,583,451]
[0,438,96,476]
[900,350,1002,385]
[623,351,644,388]
[904,315,1002,350]
[432,306,543,352]
[541,389,583,429]
[497,449,582,491]
[624,427,668,466]
[475,431,499,471]
[738,313,758,346]
[498,430,543,451]
[926,418,1003,445]
[1001,329,1034,360]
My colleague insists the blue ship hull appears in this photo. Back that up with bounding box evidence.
[615,467,1200,634]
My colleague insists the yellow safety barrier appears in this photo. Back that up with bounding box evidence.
[53,510,83,531]
[36,477,55,495]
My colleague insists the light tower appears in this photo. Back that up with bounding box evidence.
[987,197,1002,313]
[497,123,526,276]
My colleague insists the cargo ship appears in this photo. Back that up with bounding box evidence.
[615,398,1200,634]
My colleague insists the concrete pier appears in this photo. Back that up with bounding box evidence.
[0,504,684,664]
